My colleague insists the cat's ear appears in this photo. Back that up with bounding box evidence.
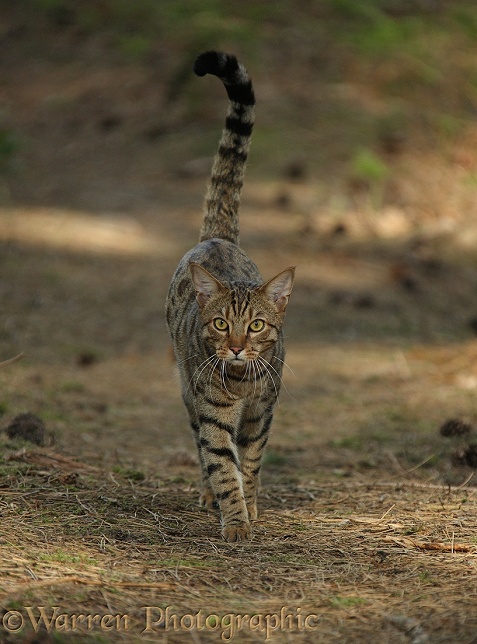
[189,262,226,309]
[259,267,295,313]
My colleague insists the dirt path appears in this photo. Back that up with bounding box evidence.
[2,189,477,642]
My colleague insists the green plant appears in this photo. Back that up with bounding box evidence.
[329,595,367,608]
[59,381,85,393]
[351,147,389,184]
[112,465,146,482]
[263,450,288,466]
[350,146,390,209]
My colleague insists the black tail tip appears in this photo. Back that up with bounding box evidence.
[193,50,226,77]
[193,50,254,105]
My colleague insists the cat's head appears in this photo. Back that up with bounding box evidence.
[189,262,294,364]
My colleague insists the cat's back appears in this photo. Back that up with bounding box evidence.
[170,238,261,288]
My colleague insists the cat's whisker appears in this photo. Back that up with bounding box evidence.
[208,357,221,396]
[255,356,266,397]
[250,359,262,413]
[239,362,249,383]
[191,354,216,379]
[241,361,249,385]
[189,354,218,393]
[261,355,294,399]
[220,360,233,398]
[176,353,200,366]
[257,356,280,403]
[256,361,266,410]
[245,359,254,394]
[249,361,258,399]
[259,355,282,381]
[272,355,295,378]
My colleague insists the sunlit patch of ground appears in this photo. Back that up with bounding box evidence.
[0,208,164,256]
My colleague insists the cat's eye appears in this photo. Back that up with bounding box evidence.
[249,319,265,332]
[213,318,228,331]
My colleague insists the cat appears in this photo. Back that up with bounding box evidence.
[165,50,295,542]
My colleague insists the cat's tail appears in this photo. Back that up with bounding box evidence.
[194,51,255,245]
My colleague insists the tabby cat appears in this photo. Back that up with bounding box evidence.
[165,51,295,542]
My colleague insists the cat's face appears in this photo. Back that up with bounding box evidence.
[190,263,294,365]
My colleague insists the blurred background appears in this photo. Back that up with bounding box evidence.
[2,0,477,475]
[2,0,477,218]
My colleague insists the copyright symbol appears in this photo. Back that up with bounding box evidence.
[3,610,24,633]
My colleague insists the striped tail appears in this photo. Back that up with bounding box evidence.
[193,51,255,245]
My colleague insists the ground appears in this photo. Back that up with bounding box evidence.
[2,4,477,643]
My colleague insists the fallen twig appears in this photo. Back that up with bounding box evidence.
[5,575,175,595]
[0,352,24,367]
[384,535,475,553]
[8,449,100,472]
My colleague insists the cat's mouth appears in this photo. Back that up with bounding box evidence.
[216,347,259,364]
[227,354,247,363]
[219,351,250,365]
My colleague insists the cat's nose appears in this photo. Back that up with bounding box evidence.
[230,346,243,356]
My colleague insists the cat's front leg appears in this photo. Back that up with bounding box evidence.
[196,447,216,511]
[199,419,250,542]
[184,407,217,510]
[238,407,273,520]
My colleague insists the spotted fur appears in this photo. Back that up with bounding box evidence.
[166,51,295,542]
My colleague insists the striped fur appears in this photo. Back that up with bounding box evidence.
[195,50,255,245]
[166,51,294,542]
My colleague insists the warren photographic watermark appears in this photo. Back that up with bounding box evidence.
[2,605,320,641]
[143,606,319,640]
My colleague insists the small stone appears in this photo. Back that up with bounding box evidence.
[284,160,307,181]
[469,317,477,336]
[354,294,375,309]
[463,444,477,468]
[5,413,46,446]
[77,351,99,367]
[439,419,474,438]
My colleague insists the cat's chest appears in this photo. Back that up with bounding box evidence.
[199,360,278,401]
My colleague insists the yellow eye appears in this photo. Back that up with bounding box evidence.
[249,319,265,332]
[213,318,228,331]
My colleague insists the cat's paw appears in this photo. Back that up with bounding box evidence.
[199,489,217,510]
[222,522,251,542]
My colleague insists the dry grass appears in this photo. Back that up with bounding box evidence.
[1,445,477,643]
[3,163,477,642]
[3,167,477,643]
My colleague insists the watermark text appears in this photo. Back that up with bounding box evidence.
[2,605,319,641]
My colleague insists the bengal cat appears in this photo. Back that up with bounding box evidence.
[165,51,295,542]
